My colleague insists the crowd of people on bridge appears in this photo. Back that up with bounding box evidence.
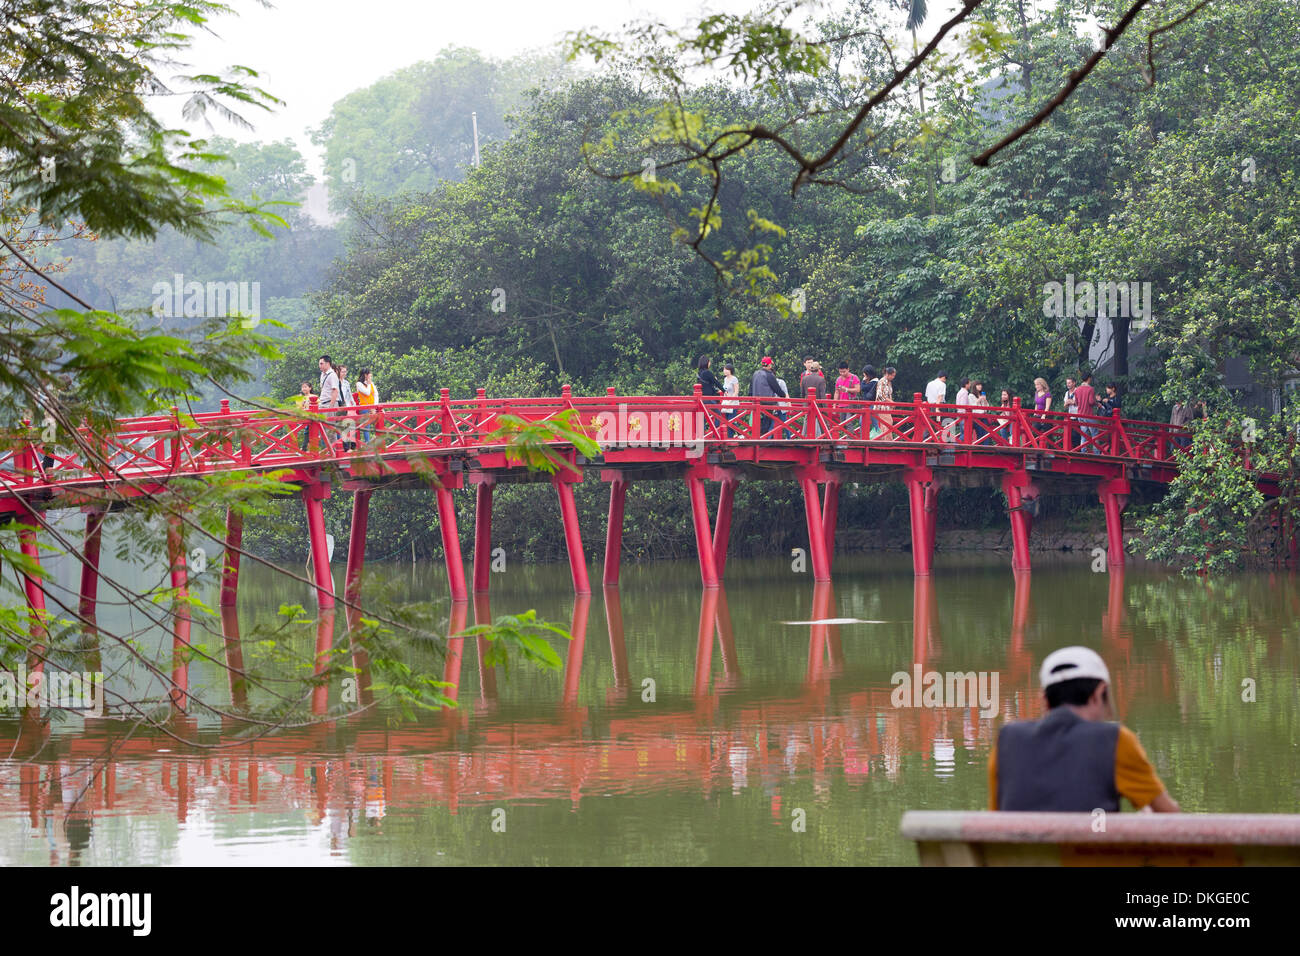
[290,353,1201,453]
[695,353,1205,444]
[297,355,380,450]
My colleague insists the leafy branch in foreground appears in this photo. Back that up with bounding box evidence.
[458,610,572,674]
[484,409,602,473]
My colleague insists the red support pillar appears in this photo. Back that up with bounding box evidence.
[904,467,935,576]
[435,485,468,602]
[1097,478,1130,570]
[79,508,106,621]
[303,484,335,609]
[603,475,628,587]
[713,477,737,580]
[553,476,591,595]
[472,481,494,593]
[687,475,720,588]
[1002,471,1038,573]
[166,512,191,709]
[345,489,371,606]
[220,507,243,608]
[17,521,48,667]
[822,480,840,572]
[800,475,831,583]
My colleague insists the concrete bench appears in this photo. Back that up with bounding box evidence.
[900,811,1300,866]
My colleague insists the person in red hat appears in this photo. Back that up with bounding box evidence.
[751,356,785,437]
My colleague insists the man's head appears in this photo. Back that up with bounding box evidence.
[1082,371,1093,384]
[1066,377,1076,390]
[960,376,971,389]
[804,355,815,371]
[936,370,948,381]
[761,356,774,368]
[1041,646,1112,719]
[838,360,850,373]
[319,355,333,372]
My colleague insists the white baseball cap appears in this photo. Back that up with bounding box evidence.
[1040,646,1111,688]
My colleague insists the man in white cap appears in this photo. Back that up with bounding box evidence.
[988,646,1180,813]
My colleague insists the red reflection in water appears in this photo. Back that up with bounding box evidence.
[0,574,1181,861]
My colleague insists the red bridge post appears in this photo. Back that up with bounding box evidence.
[713,476,737,580]
[472,479,494,593]
[687,475,720,588]
[17,519,48,668]
[220,506,243,607]
[799,474,831,583]
[1002,471,1038,572]
[79,508,106,622]
[345,489,372,605]
[303,482,335,609]
[435,483,469,602]
[602,473,629,587]
[905,466,935,576]
[822,479,840,573]
[553,459,590,595]
[1098,477,1130,569]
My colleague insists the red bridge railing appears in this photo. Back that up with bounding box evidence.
[0,388,1197,497]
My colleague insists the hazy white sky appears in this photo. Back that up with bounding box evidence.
[167,0,759,171]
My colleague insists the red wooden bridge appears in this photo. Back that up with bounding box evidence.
[0,386,1283,629]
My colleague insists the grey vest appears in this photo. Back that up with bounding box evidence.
[996,707,1120,812]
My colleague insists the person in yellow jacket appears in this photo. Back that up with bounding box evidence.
[353,369,378,443]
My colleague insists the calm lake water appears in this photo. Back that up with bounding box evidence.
[2,551,1297,865]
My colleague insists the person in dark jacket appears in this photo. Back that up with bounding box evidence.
[989,646,1180,813]
[1100,382,1122,416]
[696,355,722,396]
[751,356,786,436]
[860,365,879,402]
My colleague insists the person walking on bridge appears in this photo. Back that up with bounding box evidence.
[1073,372,1098,451]
[925,370,949,442]
[801,361,827,438]
[834,359,860,428]
[872,366,896,439]
[989,646,1180,813]
[296,381,314,452]
[317,356,341,453]
[751,356,785,437]
[721,362,740,436]
[354,369,378,443]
